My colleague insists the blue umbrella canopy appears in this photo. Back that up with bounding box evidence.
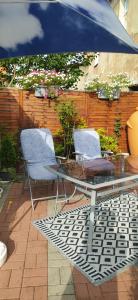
[0,0,138,59]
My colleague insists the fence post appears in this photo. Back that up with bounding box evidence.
[18,89,24,128]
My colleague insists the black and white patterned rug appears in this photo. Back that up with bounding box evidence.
[33,193,138,285]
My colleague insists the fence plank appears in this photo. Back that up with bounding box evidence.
[0,88,138,152]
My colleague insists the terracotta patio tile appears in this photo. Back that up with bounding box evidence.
[87,283,103,299]
[130,266,138,273]
[26,241,48,255]
[20,287,34,300]
[7,219,22,230]
[133,272,138,280]
[7,240,15,255]
[34,286,48,300]
[25,254,37,268]
[22,276,47,287]
[0,270,11,288]
[9,269,23,288]
[27,240,48,248]
[0,288,20,299]
[101,281,127,293]
[103,292,135,300]
[124,280,137,293]
[72,269,89,284]
[1,260,24,270]
[28,226,38,241]
[0,223,21,232]
[3,182,137,300]
[120,271,136,281]
[9,231,28,242]
[20,222,30,231]
[124,280,138,295]
[24,267,47,277]
[37,232,46,241]
[74,284,90,300]
[7,254,25,263]
[110,272,126,282]
[15,241,27,254]
[3,214,18,223]
[36,253,48,268]
[20,216,31,226]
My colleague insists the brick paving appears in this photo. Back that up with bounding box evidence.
[0,182,138,299]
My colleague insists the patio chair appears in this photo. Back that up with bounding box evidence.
[20,128,67,211]
[73,128,115,173]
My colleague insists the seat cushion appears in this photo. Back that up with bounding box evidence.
[27,162,58,180]
[82,158,115,173]
[21,128,56,164]
[73,129,101,161]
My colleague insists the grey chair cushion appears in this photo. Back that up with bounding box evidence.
[20,128,57,180]
[82,158,115,172]
[27,162,57,180]
[73,129,102,161]
[73,129,114,172]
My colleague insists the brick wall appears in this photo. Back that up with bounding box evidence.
[0,88,138,152]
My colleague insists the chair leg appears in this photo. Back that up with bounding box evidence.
[62,178,67,201]
[26,176,68,212]
[51,180,55,191]
[28,176,35,210]
[55,177,59,215]
[21,164,28,193]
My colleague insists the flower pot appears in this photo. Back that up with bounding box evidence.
[47,85,59,99]
[98,88,120,100]
[112,88,120,99]
[98,89,107,99]
[35,86,46,98]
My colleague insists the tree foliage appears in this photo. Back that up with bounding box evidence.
[0,53,95,89]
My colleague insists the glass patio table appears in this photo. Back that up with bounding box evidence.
[45,155,138,253]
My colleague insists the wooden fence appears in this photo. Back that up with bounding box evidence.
[0,88,138,152]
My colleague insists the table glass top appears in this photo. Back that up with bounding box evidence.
[47,156,138,188]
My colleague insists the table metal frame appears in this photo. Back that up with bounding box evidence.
[45,164,138,253]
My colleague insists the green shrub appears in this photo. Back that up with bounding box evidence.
[96,128,119,154]
[54,139,64,156]
[0,134,17,170]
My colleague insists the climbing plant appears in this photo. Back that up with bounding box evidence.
[114,118,122,139]
[55,100,87,158]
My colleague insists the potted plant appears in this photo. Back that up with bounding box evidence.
[85,73,132,101]
[17,70,66,99]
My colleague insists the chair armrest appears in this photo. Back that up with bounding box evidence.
[115,152,129,158]
[56,156,67,160]
[22,159,48,164]
[56,156,67,163]
[73,152,84,156]
[101,150,114,157]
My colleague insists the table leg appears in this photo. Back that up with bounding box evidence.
[87,190,96,254]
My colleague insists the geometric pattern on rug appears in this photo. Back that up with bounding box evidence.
[33,192,138,285]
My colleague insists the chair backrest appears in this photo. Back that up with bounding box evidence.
[73,128,101,161]
[20,128,56,164]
